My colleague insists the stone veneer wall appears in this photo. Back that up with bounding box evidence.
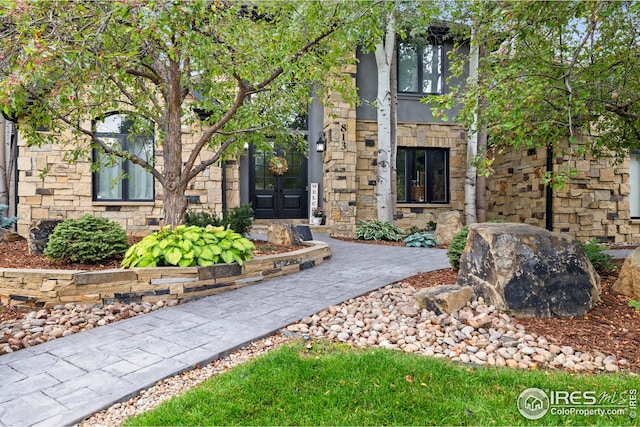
[355,120,467,230]
[16,124,225,237]
[322,63,358,237]
[0,241,330,308]
[486,146,640,243]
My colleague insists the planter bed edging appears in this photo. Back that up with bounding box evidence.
[0,241,331,309]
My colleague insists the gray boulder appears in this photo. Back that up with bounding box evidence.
[28,219,63,254]
[267,223,303,246]
[456,223,600,318]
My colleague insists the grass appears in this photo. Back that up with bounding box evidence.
[126,340,638,426]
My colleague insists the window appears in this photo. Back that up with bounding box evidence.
[93,114,154,202]
[398,42,443,94]
[397,148,449,204]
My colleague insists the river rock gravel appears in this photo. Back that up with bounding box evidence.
[74,282,632,427]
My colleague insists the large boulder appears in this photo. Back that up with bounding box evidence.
[434,210,463,246]
[456,223,600,318]
[267,223,303,246]
[612,248,640,299]
[28,219,63,254]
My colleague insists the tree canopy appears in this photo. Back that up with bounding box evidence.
[432,0,640,187]
[0,0,377,225]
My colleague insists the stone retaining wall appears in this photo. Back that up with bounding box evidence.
[0,241,331,309]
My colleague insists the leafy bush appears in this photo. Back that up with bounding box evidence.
[185,204,254,236]
[404,232,438,248]
[578,239,616,272]
[223,204,254,236]
[355,220,403,242]
[447,226,469,270]
[44,215,129,264]
[185,210,220,228]
[121,225,255,268]
[0,204,17,229]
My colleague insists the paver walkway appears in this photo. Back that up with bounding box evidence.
[0,235,450,427]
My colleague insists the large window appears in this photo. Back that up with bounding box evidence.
[397,148,449,204]
[93,114,154,202]
[398,42,443,94]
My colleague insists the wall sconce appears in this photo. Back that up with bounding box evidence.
[316,132,326,153]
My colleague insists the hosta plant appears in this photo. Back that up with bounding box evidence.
[121,225,255,268]
[404,232,438,248]
[355,220,403,242]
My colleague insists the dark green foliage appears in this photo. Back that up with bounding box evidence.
[447,225,469,270]
[185,204,254,236]
[184,210,220,228]
[0,204,18,229]
[222,204,254,236]
[44,215,129,264]
[404,232,438,248]
[578,239,616,273]
[355,220,403,242]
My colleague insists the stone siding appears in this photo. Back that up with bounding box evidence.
[486,146,640,243]
[355,120,467,231]
[16,124,226,237]
[322,62,358,237]
[0,241,330,308]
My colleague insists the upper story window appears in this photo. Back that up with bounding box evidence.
[93,113,154,202]
[397,147,449,204]
[398,41,443,95]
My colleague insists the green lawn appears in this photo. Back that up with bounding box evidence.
[126,339,638,426]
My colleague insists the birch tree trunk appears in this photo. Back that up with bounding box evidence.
[374,10,396,223]
[0,116,8,208]
[465,28,480,225]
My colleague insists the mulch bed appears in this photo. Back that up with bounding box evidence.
[1,236,638,372]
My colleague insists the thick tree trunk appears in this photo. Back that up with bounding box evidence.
[162,58,189,228]
[374,12,395,223]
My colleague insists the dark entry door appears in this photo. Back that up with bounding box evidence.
[250,146,308,219]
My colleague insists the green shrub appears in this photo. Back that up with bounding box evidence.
[447,225,469,270]
[222,204,254,236]
[0,204,17,229]
[185,204,254,236]
[121,225,255,268]
[44,215,129,264]
[578,239,616,272]
[185,210,220,228]
[355,220,403,242]
[404,232,438,248]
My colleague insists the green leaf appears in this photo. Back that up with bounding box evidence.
[164,247,183,265]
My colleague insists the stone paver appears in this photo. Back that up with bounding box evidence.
[0,235,449,427]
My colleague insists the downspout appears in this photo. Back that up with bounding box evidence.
[545,144,553,231]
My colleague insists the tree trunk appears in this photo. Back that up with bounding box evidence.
[374,11,395,223]
[465,28,480,225]
[162,58,189,228]
[476,124,487,223]
[0,116,8,208]
[390,41,398,221]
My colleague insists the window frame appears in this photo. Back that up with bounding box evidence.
[92,113,155,203]
[397,39,445,95]
[396,147,450,204]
